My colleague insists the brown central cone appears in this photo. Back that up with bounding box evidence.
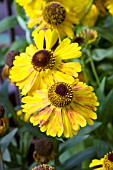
[32,50,50,68]
[43,2,66,25]
[35,138,53,157]
[55,84,68,96]
[108,153,113,162]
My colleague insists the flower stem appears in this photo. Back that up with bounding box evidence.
[88,49,100,86]
[81,55,89,84]
[0,147,4,170]
[53,138,61,169]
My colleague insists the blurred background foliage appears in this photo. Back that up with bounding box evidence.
[0,0,113,170]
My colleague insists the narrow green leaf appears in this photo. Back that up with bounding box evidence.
[59,135,89,155]
[63,147,95,170]
[95,27,113,43]
[9,38,28,52]
[93,139,109,158]
[0,128,18,153]
[99,89,113,126]
[78,122,101,136]
[0,16,18,33]
[96,77,106,107]
[92,47,113,61]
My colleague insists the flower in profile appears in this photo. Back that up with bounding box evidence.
[9,29,82,95]
[0,117,9,135]
[89,151,113,169]
[27,1,79,38]
[32,164,55,170]
[33,138,54,164]
[76,29,98,45]
[22,79,99,138]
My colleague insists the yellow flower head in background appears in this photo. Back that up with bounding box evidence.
[9,29,82,95]
[27,1,79,38]
[94,0,107,17]
[76,29,98,45]
[22,79,99,138]
[105,0,113,15]
[89,151,113,170]
[81,4,99,27]
[16,0,46,18]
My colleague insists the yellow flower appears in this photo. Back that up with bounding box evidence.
[76,29,98,45]
[81,4,99,26]
[16,109,30,122]
[22,79,99,138]
[94,0,107,16]
[16,0,46,18]
[105,0,113,15]
[27,1,79,38]
[89,151,113,170]
[9,29,82,95]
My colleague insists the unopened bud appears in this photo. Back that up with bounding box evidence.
[5,50,20,68]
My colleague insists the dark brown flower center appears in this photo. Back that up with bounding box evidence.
[55,84,68,96]
[108,153,113,162]
[32,50,50,67]
[35,138,53,157]
[32,50,55,71]
[48,82,73,107]
[43,2,66,25]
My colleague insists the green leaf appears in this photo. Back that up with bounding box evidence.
[99,89,113,126]
[0,80,16,118]
[18,122,46,138]
[96,77,106,107]
[9,38,28,52]
[0,47,9,66]
[59,135,89,156]
[95,27,113,43]
[78,122,101,136]
[3,149,11,162]
[62,147,95,170]
[92,47,113,61]
[93,139,109,158]
[0,16,18,33]
[0,128,18,153]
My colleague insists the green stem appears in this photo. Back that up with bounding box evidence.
[80,0,94,22]
[0,147,4,170]
[88,49,100,86]
[81,55,89,84]
[54,139,60,169]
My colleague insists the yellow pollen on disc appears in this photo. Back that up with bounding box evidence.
[43,2,66,25]
[48,82,73,107]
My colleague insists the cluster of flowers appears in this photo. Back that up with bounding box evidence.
[2,0,113,169]
[9,0,101,138]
